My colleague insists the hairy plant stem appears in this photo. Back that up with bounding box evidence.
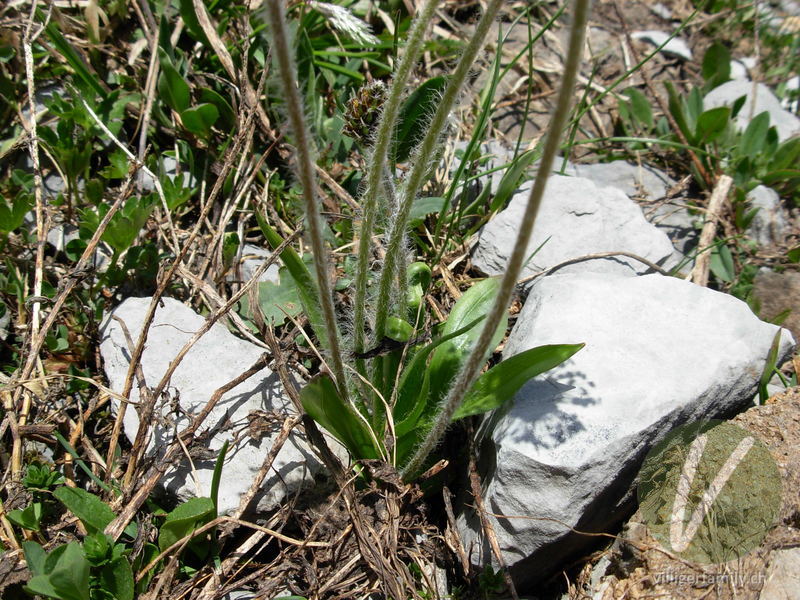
[401,0,592,479]
[372,0,504,343]
[352,0,440,354]
[265,0,349,402]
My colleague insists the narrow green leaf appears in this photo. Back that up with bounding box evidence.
[758,329,783,404]
[490,149,540,213]
[622,88,654,129]
[427,278,506,407]
[255,213,328,348]
[453,344,585,420]
[395,76,448,162]
[300,374,380,459]
[54,486,116,534]
[38,10,107,99]
[394,316,486,436]
[157,50,191,113]
[210,440,228,515]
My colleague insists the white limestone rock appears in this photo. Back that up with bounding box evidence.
[471,174,679,279]
[746,185,788,247]
[704,80,800,142]
[100,297,327,515]
[631,30,693,60]
[458,272,795,588]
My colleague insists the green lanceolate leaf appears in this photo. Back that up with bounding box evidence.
[300,374,380,460]
[489,149,540,213]
[695,106,731,144]
[27,542,91,600]
[22,541,48,577]
[394,75,447,162]
[702,42,731,90]
[54,486,117,534]
[453,343,585,420]
[621,88,654,130]
[739,111,771,158]
[393,316,485,437]
[255,213,328,348]
[210,440,228,515]
[426,278,506,408]
[157,49,191,113]
[158,497,216,552]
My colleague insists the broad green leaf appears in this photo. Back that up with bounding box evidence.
[8,502,42,531]
[300,374,380,459]
[490,149,540,213]
[702,42,731,90]
[54,486,116,534]
[788,245,800,263]
[0,194,34,233]
[199,88,235,129]
[239,275,303,327]
[394,76,447,162]
[99,558,135,600]
[409,197,445,228]
[255,213,327,348]
[453,344,585,420]
[25,575,61,599]
[427,278,506,408]
[180,103,219,138]
[157,50,191,113]
[739,112,771,158]
[695,107,731,144]
[49,542,90,600]
[22,541,48,577]
[158,497,215,552]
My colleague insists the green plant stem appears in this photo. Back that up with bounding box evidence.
[401,0,592,480]
[352,0,440,354]
[373,0,504,343]
[265,0,349,402]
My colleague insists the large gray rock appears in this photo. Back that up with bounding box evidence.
[563,161,698,259]
[631,30,693,60]
[746,185,788,246]
[458,272,795,588]
[472,174,679,279]
[100,297,326,515]
[704,80,800,142]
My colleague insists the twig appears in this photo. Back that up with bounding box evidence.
[468,426,519,600]
[517,250,670,286]
[106,352,273,540]
[119,242,284,488]
[689,175,733,287]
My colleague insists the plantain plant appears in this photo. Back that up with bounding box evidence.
[261,0,590,480]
